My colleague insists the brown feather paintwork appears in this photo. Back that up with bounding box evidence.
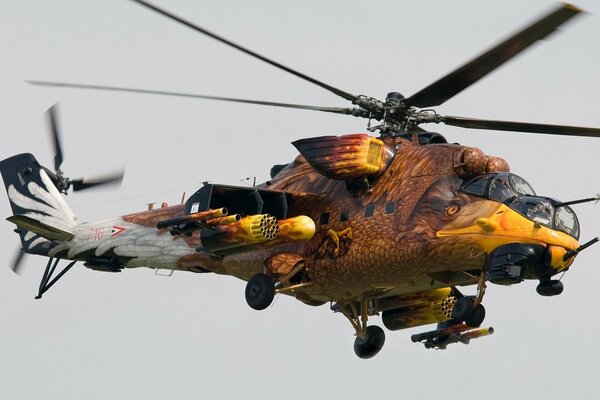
[144,138,510,303]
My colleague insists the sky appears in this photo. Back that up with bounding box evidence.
[1,1,600,399]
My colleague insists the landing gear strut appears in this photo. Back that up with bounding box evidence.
[337,299,385,359]
[35,257,77,299]
[245,263,314,310]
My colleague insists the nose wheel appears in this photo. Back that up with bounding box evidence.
[536,279,564,296]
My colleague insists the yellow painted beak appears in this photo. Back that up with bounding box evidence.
[437,203,579,273]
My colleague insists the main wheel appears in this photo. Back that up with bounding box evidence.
[353,325,386,359]
[245,274,275,310]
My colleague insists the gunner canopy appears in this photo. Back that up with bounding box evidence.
[461,173,579,239]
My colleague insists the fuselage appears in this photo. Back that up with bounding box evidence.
[36,137,580,304]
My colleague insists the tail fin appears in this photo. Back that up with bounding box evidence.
[14,227,54,256]
[0,153,78,242]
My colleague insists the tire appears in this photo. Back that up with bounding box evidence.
[536,280,564,297]
[245,274,275,310]
[354,325,386,359]
[464,304,486,327]
[452,296,474,322]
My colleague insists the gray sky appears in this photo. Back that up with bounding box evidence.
[1,1,600,399]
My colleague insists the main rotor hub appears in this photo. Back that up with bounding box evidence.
[385,92,404,104]
[366,91,413,138]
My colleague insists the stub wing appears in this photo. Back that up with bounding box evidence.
[162,184,323,256]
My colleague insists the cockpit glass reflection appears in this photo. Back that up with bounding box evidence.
[489,175,513,202]
[462,176,488,196]
[461,174,579,239]
[508,196,554,226]
[506,196,580,239]
[555,206,579,239]
[509,175,535,196]
[462,173,536,201]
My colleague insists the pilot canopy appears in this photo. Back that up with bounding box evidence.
[461,173,579,239]
[461,173,535,202]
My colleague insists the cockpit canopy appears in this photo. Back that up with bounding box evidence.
[461,173,579,239]
[461,173,535,202]
[507,196,579,239]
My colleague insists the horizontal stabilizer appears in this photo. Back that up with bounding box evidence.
[7,215,74,241]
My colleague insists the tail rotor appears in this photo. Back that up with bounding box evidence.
[45,104,125,194]
[1,105,126,275]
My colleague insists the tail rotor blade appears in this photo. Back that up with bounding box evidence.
[42,105,126,193]
[11,249,26,275]
[46,104,64,171]
[70,170,125,191]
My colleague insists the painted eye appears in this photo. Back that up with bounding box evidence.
[446,203,461,216]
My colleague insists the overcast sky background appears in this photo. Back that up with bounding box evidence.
[1,1,600,399]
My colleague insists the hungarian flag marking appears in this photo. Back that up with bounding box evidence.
[111,226,126,237]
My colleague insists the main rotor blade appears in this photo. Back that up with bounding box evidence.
[46,104,63,171]
[130,0,357,102]
[71,170,125,191]
[404,3,582,108]
[438,115,600,138]
[27,80,359,116]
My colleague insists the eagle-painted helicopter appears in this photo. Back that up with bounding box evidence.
[3,1,600,358]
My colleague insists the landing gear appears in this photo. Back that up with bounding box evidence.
[337,298,386,359]
[536,279,564,296]
[354,325,385,359]
[245,273,275,310]
[35,257,77,299]
[245,261,315,311]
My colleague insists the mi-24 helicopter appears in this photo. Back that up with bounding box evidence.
[3,0,600,358]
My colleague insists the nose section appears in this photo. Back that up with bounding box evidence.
[437,202,580,281]
[438,203,579,250]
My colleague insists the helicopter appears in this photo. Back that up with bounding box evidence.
[2,0,600,359]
